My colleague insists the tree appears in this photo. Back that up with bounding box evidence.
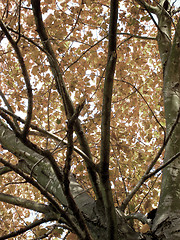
[0,0,179,239]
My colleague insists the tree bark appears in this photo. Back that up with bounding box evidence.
[152,11,180,240]
[0,120,138,240]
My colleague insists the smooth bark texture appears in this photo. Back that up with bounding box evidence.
[0,120,137,240]
[152,17,180,239]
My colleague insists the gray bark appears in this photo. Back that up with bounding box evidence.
[152,5,180,240]
[0,120,137,240]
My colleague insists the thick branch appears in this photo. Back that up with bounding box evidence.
[0,107,92,165]
[30,0,102,202]
[100,0,118,239]
[0,156,84,237]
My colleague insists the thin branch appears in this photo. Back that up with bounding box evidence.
[135,0,159,14]
[63,35,108,73]
[63,0,83,41]
[146,151,180,179]
[0,193,51,214]
[0,20,33,138]
[116,79,165,134]
[136,0,171,41]
[0,218,55,240]
[120,108,180,211]
[63,101,93,240]
[0,108,20,135]
[16,0,22,43]
[0,157,83,237]
[7,26,50,55]
[0,157,62,214]
[35,224,56,240]
[0,107,94,167]
[0,89,20,131]
[125,212,150,225]
[117,32,157,41]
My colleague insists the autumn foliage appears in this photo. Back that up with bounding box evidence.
[0,0,179,239]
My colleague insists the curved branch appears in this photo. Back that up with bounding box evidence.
[116,79,165,134]
[0,20,33,138]
[120,108,180,212]
[0,107,96,169]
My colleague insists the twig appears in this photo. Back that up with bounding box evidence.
[117,32,157,41]
[63,35,108,73]
[63,0,83,41]
[0,89,20,131]
[116,78,165,134]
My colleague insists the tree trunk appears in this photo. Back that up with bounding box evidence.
[152,12,180,240]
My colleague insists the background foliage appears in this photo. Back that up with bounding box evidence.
[0,0,173,238]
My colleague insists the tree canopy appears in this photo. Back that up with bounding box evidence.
[0,0,180,239]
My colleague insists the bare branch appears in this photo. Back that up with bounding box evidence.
[63,101,93,240]
[63,0,83,41]
[16,0,22,43]
[0,156,84,237]
[146,151,180,179]
[135,0,159,14]
[0,108,20,135]
[64,35,108,73]
[0,157,62,214]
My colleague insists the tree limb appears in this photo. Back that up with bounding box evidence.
[30,0,102,202]
[120,108,180,211]
[0,193,51,214]
[100,0,118,239]
[0,20,33,138]
[0,217,56,240]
